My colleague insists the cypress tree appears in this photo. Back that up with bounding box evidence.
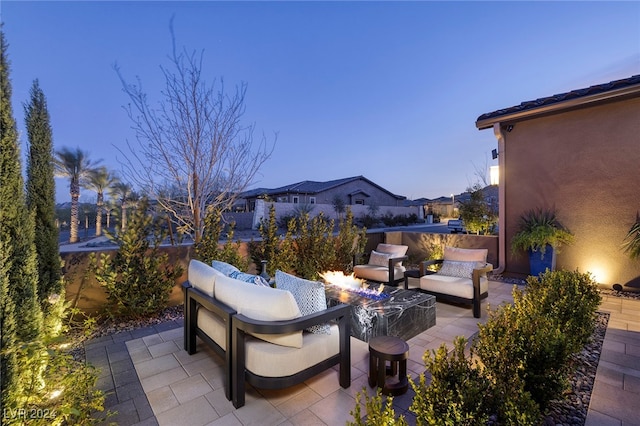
[0,236,19,408]
[0,30,42,346]
[25,79,62,302]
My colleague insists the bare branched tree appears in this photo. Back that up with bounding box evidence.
[115,26,275,243]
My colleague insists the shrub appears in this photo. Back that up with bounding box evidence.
[195,208,249,270]
[348,388,408,426]
[524,269,601,352]
[250,205,366,278]
[358,213,379,229]
[251,204,296,276]
[475,269,600,411]
[90,198,183,319]
[290,212,336,280]
[9,342,108,426]
[410,337,493,425]
[332,208,367,273]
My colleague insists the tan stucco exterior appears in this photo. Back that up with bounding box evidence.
[478,83,640,287]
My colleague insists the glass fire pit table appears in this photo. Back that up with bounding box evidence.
[324,283,436,343]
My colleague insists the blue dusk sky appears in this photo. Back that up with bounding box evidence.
[3,1,639,203]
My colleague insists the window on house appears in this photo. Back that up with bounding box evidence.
[355,199,364,205]
[293,196,299,204]
[310,197,316,204]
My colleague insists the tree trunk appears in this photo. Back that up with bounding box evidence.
[70,189,80,243]
[121,202,127,233]
[96,193,103,236]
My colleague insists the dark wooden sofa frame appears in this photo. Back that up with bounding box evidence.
[231,304,351,408]
[409,259,492,318]
[183,281,236,400]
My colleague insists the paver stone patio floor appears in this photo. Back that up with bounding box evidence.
[84,280,640,426]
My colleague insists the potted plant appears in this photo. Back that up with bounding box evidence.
[511,208,574,276]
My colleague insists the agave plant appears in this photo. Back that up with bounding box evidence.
[622,215,640,259]
[511,208,574,256]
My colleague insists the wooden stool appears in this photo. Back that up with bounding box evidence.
[368,335,409,396]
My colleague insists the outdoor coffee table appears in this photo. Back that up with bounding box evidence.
[325,284,436,342]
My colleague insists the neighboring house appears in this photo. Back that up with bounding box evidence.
[238,175,406,212]
[476,75,640,288]
[408,185,498,219]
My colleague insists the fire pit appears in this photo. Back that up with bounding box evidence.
[321,271,436,342]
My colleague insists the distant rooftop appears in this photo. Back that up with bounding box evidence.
[476,74,640,129]
[240,175,406,200]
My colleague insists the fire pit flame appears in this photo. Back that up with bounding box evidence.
[320,271,386,297]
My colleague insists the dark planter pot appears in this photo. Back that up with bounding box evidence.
[528,244,556,276]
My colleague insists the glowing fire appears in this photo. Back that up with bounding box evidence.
[319,271,365,289]
[319,271,385,296]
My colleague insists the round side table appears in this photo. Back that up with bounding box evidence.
[368,335,409,396]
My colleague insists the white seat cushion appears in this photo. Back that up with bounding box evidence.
[197,307,227,350]
[353,264,405,282]
[244,324,340,377]
[419,274,488,299]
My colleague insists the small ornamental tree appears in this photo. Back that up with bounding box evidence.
[458,183,497,235]
[25,79,62,303]
[91,197,183,319]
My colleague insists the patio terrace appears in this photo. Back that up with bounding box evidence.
[84,280,640,426]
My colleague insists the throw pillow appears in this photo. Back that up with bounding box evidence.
[437,260,478,279]
[275,270,331,335]
[211,260,240,276]
[229,270,271,287]
[368,250,392,267]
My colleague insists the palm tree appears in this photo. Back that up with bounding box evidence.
[85,166,118,236]
[109,181,133,233]
[54,147,101,243]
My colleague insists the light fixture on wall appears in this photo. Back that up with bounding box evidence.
[490,166,499,185]
[506,124,514,132]
[492,148,498,160]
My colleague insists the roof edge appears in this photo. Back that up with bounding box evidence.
[476,75,640,130]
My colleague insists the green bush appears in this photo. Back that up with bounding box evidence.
[475,269,600,411]
[524,269,601,352]
[90,198,183,319]
[348,388,408,426]
[250,205,366,278]
[194,207,249,270]
[332,209,367,273]
[410,337,493,425]
[7,342,108,426]
[290,212,336,280]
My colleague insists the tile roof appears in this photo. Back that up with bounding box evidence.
[240,176,406,200]
[476,74,640,129]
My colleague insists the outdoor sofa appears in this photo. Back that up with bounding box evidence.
[183,259,351,408]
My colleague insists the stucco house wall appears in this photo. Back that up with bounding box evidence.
[478,76,640,287]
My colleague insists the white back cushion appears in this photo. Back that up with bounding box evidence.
[216,274,303,348]
[189,259,225,297]
[444,247,488,263]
